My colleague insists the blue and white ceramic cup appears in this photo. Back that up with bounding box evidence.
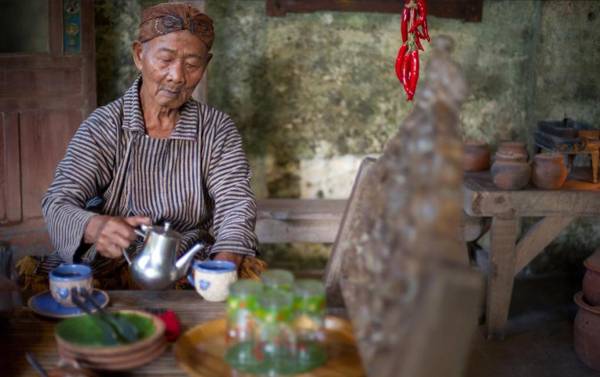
[49,264,93,307]
[189,260,238,302]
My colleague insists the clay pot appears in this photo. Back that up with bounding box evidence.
[496,141,528,162]
[463,141,490,172]
[574,292,600,371]
[583,251,600,306]
[532,153,568,189]
[490,156,531,190]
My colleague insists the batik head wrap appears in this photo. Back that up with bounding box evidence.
[138,3,214,50]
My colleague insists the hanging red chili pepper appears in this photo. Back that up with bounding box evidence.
[395,0,429,101]
[395,44,408,83]
[401,6,410,43]
[407,49,420,99]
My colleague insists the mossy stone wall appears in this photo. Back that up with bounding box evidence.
[95,0,600,273]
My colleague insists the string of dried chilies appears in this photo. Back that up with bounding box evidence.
[395,0,430,101]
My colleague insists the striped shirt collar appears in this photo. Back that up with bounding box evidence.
[122,76,199,141]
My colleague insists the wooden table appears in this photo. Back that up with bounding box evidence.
[1,291,224,376]
[1,290,347,376]
[464,171,600,339]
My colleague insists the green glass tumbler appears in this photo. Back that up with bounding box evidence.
[293,279,327,368]
[224,279,263,372]
[261,269,295,292]
[253,290,298,374]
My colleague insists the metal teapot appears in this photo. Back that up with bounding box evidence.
[123,222,205,290]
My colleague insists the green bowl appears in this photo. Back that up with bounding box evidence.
[56,311,154,346]
[55,310,165,354]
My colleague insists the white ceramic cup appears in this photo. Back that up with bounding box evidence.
[49,264,93,307]
[188,260,238,302]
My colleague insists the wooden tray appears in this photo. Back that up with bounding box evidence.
[175,316,365,377]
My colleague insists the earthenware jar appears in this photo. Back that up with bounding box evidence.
[583,250,600,306]
[463,141,490,172]
[532,153,568,189]
[496,141,528,162]
[573,292,600,371]
[490,154,531,190]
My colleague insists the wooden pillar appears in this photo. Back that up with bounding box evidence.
[487,216,519,339]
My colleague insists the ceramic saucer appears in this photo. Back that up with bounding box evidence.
[28,289,110,319]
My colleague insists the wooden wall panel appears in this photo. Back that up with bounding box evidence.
[0,112,22,224]
[0,115,4,221]
[19,109,81,219]
[0,68,82,98]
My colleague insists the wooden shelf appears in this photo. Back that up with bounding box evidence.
[266,0,483,22]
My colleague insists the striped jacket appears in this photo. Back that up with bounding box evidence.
[42,77,258,266]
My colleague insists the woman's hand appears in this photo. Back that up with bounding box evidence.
[212,252,244,269]
[84,215,151,259]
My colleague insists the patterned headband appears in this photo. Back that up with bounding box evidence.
[138,3,214,50]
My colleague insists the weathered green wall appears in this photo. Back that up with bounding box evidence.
[95,0,600,272]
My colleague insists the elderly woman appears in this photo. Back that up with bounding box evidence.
[20,3,263,290]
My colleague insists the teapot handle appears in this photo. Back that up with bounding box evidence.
[134,224,151,238]
[122,248,132,266]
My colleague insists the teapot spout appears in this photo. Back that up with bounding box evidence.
[174,243,205,279]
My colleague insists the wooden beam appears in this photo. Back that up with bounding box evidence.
[266,0,483,22]
[0,200,347,250]
[513,216,575,275]
[256,199,346,243]
[1,112,22,224]
[486,216,518,339]
[464,171,600,217]
[49,0,63,55]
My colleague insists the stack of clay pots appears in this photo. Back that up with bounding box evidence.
[490,141,531,190]
[574,250,600,371]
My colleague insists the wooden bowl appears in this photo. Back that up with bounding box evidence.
[55,309,166,370]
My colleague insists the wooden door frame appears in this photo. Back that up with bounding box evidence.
[0,0,95,240]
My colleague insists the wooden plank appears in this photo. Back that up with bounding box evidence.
[0,55,82,70]
[49,0,63,55]
[0,200,345,256]
[80,0,97,116]
[0,218,51,257]
[0,95,84,113]
[513,216,575,275]
[257,199,346,220]
[19,109,81,219]
[0,68,82,98]
[324,157,375,303]
[486,216,519,339]
[256,199,345,243]
[1,112,22,223]
[255,218,341,243]
[464,171,600,217]
[266,0,483,21]
[0,113,5,221]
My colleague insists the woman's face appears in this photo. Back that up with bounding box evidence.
[133,30,211,109]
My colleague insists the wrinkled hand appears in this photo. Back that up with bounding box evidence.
[84,215,151,259]
[212,252,244,269]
